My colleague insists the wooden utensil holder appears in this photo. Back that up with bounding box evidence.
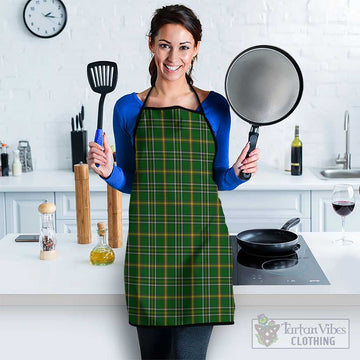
[74,163,92,244]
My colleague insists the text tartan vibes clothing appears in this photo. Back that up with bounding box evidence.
[125,91,235,327]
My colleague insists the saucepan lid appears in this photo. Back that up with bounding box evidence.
[225,45,303,126]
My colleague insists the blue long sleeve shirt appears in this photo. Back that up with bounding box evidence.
[105,91,246,194]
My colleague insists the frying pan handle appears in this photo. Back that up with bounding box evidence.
[281,217,300,231]
[292,243,301,252]
[239,126,259,181]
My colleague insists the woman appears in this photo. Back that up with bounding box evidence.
[88,4,259,359]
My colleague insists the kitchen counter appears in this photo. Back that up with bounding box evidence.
[1,166,360,192]
[0,169,107,192]
[1,232,360,306]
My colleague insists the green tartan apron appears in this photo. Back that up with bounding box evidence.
[125,87,234,327]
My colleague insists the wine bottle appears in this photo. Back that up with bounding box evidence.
[291,125,302,176]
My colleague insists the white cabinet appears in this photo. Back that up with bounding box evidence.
[219,190,311,233]
[55,192,108,233]
[312,189,360,232]
[0,193,5,239]
[55,192,130,236]
[5,192,55,233]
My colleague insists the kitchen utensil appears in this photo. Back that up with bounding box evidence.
[74,163,91,244]
[71,117,75,131]
[81,105,84,122]
[17,140,33,172]
[331,184,355,246]
[225,45,303,180]
[236,217,300,256]
[87,61,118,152]
[79,112,83,130]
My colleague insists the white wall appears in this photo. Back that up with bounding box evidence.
[1,0,360,171]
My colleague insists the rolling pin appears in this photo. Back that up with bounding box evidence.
[74,163,92,244]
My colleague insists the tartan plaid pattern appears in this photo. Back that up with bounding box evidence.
[125,107,234,326]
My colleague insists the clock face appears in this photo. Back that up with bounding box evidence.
[23,0,67,38]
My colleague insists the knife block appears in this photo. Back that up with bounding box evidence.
[74,163,91,244]
[71,130,88,171]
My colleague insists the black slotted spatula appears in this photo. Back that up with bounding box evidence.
[87,61,118,166]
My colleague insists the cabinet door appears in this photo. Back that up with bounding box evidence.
[219,190,311,233]
[5,192,55,233]
[56,219,99,234]
[312,190,360,231]
[56,219,129,238]
[55,192,107,220]
[0,193,5,238]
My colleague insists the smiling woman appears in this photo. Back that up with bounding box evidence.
[147,5,202,87]
[149,23,199,85]
[86,4,260,360]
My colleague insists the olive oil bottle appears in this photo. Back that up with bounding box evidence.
[90,222,115,265]
[291,125,302,176]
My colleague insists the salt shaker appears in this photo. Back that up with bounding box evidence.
[38,201,57,260]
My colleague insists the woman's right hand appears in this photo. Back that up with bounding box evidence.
[87,132,114,178]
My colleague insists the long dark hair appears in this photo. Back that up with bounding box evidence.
[148,4,202,86]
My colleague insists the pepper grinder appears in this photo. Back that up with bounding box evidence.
[74,163,91,244]
[38,201,57,260]
[107,147,122,248]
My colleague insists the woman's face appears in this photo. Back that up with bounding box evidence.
[149,23,199,84]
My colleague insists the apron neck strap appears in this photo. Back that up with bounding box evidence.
[141,87,153,110]
[189,84,205,114]
[141,84,204,114]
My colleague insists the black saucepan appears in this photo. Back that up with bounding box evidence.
[225,45,303,180]
[236,218,301,256]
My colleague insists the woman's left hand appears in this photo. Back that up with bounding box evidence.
[233,142,260,178]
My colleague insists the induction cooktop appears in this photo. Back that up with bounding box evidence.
[231,235,330,285]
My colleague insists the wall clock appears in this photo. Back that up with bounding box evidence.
[23,0,67,39]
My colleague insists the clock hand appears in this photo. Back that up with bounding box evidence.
[42,12,56,18]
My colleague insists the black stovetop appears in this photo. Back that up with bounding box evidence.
[231,235,330,285]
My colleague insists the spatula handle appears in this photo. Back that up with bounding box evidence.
[94,129,103,168]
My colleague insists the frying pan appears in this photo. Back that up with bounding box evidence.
[225,45,303,180]
[236,218,300,256]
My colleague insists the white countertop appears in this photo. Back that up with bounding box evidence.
[1,166,360,192]
[1,232,360,305]
[0,169,107,192]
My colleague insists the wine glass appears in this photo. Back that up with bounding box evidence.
[331,184,355,245]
